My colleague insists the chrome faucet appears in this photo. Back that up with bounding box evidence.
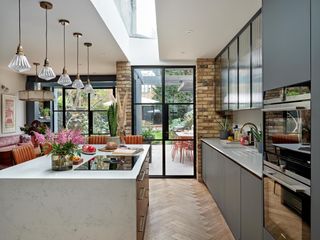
[240,122,258,134]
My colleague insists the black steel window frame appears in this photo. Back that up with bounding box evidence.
[132,65,196,178]
[52,87,115,135]
[215,9,262,111]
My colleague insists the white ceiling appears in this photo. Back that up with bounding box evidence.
[155,0,262,61]
[0,0,127,76]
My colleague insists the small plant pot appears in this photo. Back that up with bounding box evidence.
[219,130,229,140]
[109,136,120,145]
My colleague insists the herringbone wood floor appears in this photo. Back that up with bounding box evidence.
[144,179,235,240]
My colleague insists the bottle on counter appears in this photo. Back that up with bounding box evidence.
[233,125,240,141]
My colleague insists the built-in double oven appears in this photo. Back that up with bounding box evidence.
[263,83,311,240]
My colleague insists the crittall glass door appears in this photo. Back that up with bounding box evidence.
[133,67,195,177]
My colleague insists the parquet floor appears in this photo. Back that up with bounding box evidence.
[144,179,235,240]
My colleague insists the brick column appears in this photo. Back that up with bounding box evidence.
[196,58,227,182]
[116,61,132,134]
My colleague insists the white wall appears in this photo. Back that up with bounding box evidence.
[0,66,26,136]
[232,109,263,131]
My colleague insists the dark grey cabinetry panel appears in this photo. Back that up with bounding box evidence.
[240,169,263,240]
[239,26,251,110]
[311,0,320,239]
[224,157,241,239]
[263,0,310,91]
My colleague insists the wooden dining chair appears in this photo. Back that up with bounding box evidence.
[12,144,36,165]
[123,135,143,144]
[88,135,108,144]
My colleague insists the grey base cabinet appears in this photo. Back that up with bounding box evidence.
[240,168,263,240]
[202,142,262,240]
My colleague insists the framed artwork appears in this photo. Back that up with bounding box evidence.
[2,94,16,133]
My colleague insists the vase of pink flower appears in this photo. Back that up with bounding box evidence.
[34,129,85,171]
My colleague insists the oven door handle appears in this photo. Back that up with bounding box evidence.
[263,171,309,193]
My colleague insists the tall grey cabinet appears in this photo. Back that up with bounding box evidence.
[262,0,310,90]
[311,0,320,239]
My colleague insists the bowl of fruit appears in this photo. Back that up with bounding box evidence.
[82,144,96,155]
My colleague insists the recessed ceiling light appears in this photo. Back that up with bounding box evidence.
[185,30,193,34]
[181,51,185,54]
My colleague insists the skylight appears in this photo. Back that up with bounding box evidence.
[114,0,157,39]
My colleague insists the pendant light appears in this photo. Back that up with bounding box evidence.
[8,0,31,73]
[72,32,84,89]
[19,63,54,101]
[57,19,72,86]
[83,42,94,94]
[38,1,56,81]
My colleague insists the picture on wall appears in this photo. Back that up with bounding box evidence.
[2,94,16,133]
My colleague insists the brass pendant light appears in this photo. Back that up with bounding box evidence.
[83,42,94,94]
[8,0,31,73]
[38,1,56,81]
[19,63,54,101]
[72,32,84,89]
[57,19,72,86]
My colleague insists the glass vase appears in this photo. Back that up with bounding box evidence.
[51,154,73,171]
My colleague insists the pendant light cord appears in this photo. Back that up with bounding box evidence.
[87,46,90,81]
[18,0,21,45]
[45,8,48,59]
[76,36,79,74]
[63,24,66,68]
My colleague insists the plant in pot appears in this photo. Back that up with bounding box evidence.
[218,117,230,140]
[251,128,263,153]
[142,127,155,142]
[40,108,50,119]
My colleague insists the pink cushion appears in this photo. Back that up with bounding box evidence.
[0,145,17,152]
[0,135,20,148]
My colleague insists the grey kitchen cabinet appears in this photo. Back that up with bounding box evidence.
[228,39,238,110]
[202,143,208,184]
[263,0,310,91]
[221,50,229,111]
[311,0,320,239]
[224,156,241,240]
[240,168,263,240]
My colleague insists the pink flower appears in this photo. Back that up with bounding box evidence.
[33,131,46,144]
[56,130,68,144]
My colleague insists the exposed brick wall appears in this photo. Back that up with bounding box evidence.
[196,58,229,181]
[116,61,132,135]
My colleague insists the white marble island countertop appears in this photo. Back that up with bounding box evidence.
[0,144,150,180]
[201,138,263,178]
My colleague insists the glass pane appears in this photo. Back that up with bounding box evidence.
[134,68,162,104]
[91,89,114,110]
[168,104,194,139]
[165,140,194,176]
[53,112,63,133]
[221,50,229,110]
[93,112,109,134]
[239,26,251,109]
[165,68,194,103]
[229,39,238,110]
[252,14,263,108]
[148,141,163,176]
[53,88,63,110]
[65,112,88,134]
[134,105,162,140]
[66,89,88,110]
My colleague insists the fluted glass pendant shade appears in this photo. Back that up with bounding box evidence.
[9,0,31,73]
[8,45,31,73]
[57,68,72,86]
[72,74,84,89]
[84,80,94,94]
[38,59,56,80]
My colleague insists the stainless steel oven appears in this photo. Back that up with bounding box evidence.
[264,166,310,240]
[263,83,311,240]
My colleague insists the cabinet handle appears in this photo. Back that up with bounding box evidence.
[139,187,145,200]
[138,216,145,232]
[138,171,146,181]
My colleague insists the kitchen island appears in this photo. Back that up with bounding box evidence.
[0,144,150,240]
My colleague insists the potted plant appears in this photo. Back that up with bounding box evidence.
[218,117,230,140]
[251,128,263,153]
[142,127,155,142]
[40,108,50,119]
[34,129,84,171]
